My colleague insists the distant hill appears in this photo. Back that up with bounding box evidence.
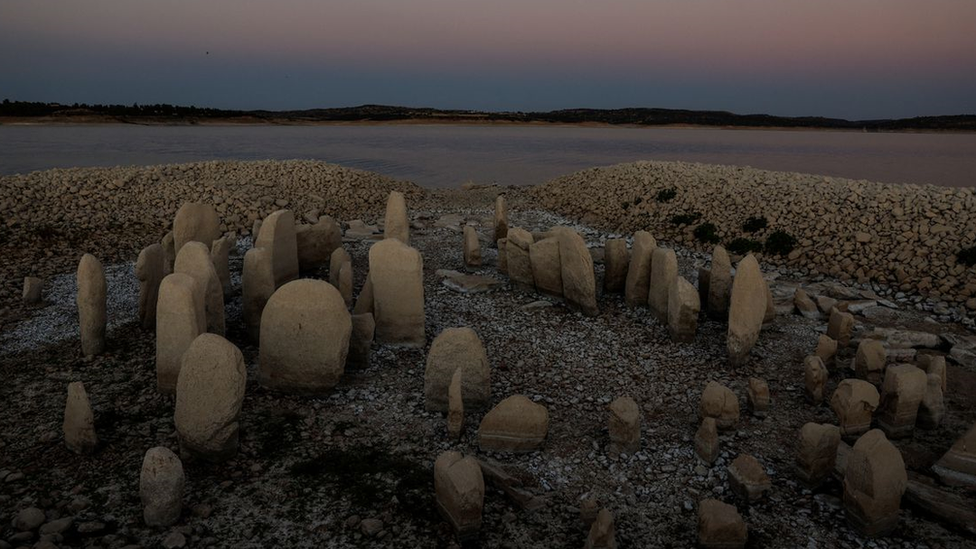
[2,100,974,131]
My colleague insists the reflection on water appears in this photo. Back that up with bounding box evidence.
[0,124,973,188]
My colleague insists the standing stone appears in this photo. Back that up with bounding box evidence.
[337,262,353,308]
[347,313,375,369]
[63,381,97,454]
[707,245,732,319]
[259,279,351,395]
[648,247,678,323]
[210,236,232,297]
[329,247,351,287]
[162,231,176,275]
[140,447,185,527]
[251,219,263,242]
[529,237,562,297]
[793,288,820,319]
[369,238,425,347]
[933,423,976,488]
[726,254,766,366]
[624,231,655,307]
[667,276,700,343]
[698,499,747,549]
[855,339,887,385]
[136,244,165,330]
[447,369,464,440]
[762,279,776,324]
[831,379,881,439]
[805,355,828,404]
[434,451,484,540]
[917,373,945,430]
[424,327,490,412]
[608,396,640,454]
[919,355,947,393]
[463,225,482,267]
[506,228,535,290]
[174,241,224,336]
[700,381,739,430]
[173,202,221,254]
[746,377,770,417]
[795,423,841,488]
[553,227,599,316]
[255,210,300,287]
[493,195,508,244]
[242,247,275,342]
[478,395,549,453]
[77,254,107,358]
[384,190,410,244]
[22,276,43,304]
[827,308,855,348]
[584,508,617,549]
[603,239,629,294]
[175,334,246,462]
[296,216,341,271]
[728,454,772,502]
[815,334,838,370]
[843,429,907,537]
[497,238,509,274]
[353,272,374,315]
[156,273,205,394]
[877,364,926,439]
[695,417,720,465]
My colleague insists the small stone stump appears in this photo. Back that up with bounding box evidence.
[728,454,772,502]
[877,364,926,439]
[63,381,97,454]
[815,334,838,370]
[608,396,640,454]
[726,254,765,366]
[700,381,739,430]
[22,276,43,304]
[917,373,945,429]
[695,418,720,465]
[140,447,185,527]
[434,451,484,540]
[603,239,629,294]
[478,395,549,453]
[843,429,907,537]
[827,308,855,348]
[707,245,732,319]
[746,378,770,417]
[804,355,828,404]
[855,339,887,385]
[463,225,482,267]
[384,190,410,244]
[347,313,375,369]
[698,499,747,549]
[584,508,617,549]
[296,216,341,271]
[493,195,508,244]
[795,423,840,488]
[830,379,880,439]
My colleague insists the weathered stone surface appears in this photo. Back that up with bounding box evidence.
[140,447,185,527]
[805,355,828,404]
[698,498,747,549]
[648,247,678,323]
[448,369,464,440]
[762,279,776,324]
[796,423,841,488]
[707,245,732,319]
[384,190,410,244]
[793,288,819,319]
[259,279,351,395]
[337,260,353,308]
[463,225,482,267]
[695,417,720,465]
[174,241,224,336]
[831,379,881,439]
[434,451,484,540]
[624,231,655,307]
[136,244,165,330]
[345,219,379,239]
[873,328,942,349]
[827,308,855,348]
[746,377,770,417]
[437,270,506,293]
[553,227,599,316]
[64,381,97,454]
[425,327,491,412]
[603,239,629,294]
[815,334,838,370]
[353,272,374,315]
[296,216,341,271]
[700,381,739,430]
[497,237,508,273]
[918,355,947,394]
[729,454,772,502]
[77,253,107,358]
[855,339,887,385]
[608,396,640,454]
[329,247,351,288]
[478,395,549,453]
[255,209,299,287]
[175,334,246,462]
[506,228,535,290]
[877,364,926,439]
[843,429,908,537]
[173,202,220,254]
[156,273,205,394]
[584,508,617,549]
[347,313,375,369]
[726,254,765,366]
[210,236,232,297]
[22,276,42,304]
[162,231,176,275]
[917,373,945,430]
[529,237,562,297]
[242,247,275,342]
[667,275,700,343]
[933,423,976,489]
[493,195,508,244]
[369,238,425,347]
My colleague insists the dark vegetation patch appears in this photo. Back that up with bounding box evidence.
[693,222,720,244]
[958,246,976,267]
[726,237,764,255]
[670,212,701,226]
[764,230,797,256]
[655,188,676,202]
[742,216,768,233]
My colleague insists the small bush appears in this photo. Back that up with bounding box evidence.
[671,212,701,225]
[633,196,643,206]
[726,237,763,255]
[621,201,630,210]
[694,222,720,244]
[656,188,677,202]
[958,246,976,267]
[764,230,797,256]
[742,216,768,233]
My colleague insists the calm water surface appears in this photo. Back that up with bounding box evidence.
[0,124,973,188]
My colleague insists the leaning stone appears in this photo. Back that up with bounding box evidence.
[174,241,224,336]
[855,339,887,385]
[553,227,599,316]
[700,381,739,430]
[584,508,617,549]
[624,231,655,307]
[63,381,97,454]
[175,334,246,462]
[917,373,945,430]
[707,245,732,319]
[296,216,341,271]
[478,395,549,453]
[497,238,508,273]
[795,423,841,488]
[746,378,770,417]
[726,254,765,366]
[156,273,205,394]
[603,239,629,294]
[255,210,299,287]
[493,195,508,244]
[728,454,772,502]
[347,313,375,369]
[384,190,410,244]
[463,225,482,267]
[259,279,351,395]
[173,202,221,254]
[695,417,720,465]
[827,308,855,348]
[830,379,881,439]
[698,499,747,549]
[136,244,165,330]
[425,327,490,412]
[843,429,907,537]
[448,369,464,440]
[162,231,176,274]
[793,288,820,319]
[242,247,275,342]
[140,447,185,527]
[369,238,425,347]
[506,227,535,290]
[933,423,976,489]
[608,396,640,454]
[877,364,926,439]
[210,236,232,297]
[648,247,678,323]
[22,276,43,304]
[805,355,828,404]
[667,276,700,343]
[77,254,107,358]
[434,451,484,540]
[529,237,562,298]
[815,334,838,370]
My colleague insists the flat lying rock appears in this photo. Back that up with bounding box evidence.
[933,423,976,489]
[436,269,505,293]
[478,395,549,453]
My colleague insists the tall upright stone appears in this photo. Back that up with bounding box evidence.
[448,369,464,440]
[242,247,275,342]
[648,247,678,323]
[63,381,97,454]
[136,243,165,330]
[175,334,246,462]
[603,239,629,294]
[155,273,205,394]
[746,377,770,417]
[255,209,299,287]
[497,238,509,273]
[624,231,655,307]
[855,339,887,385]
[434,451,485,540]
[804,355,828,404]
[425,327,490,412]
[529,237,562,298]
[463,226,482,267]
[162,231,176,275]
[877,364,926,439]
[707,245,732,319]
[554,227,599,316]
[173,202,221,254]
[843,429,907,537]
[933,423,976,488]
[700,381,739,430]
[695,417,720,465]
[259,279,351,395]
[668,276,701,343]
[795,422,841,488]
[296,216,342,271]
[77,254,107,358]
[726,254,766,366]
[827,308,855,348]
[506,228,534,290]
[384,190,410,244]
[174,241,225,336]
[830,379,881,439]
[210,236,232,297]
[22,276,43,304]
[493,195,508,245]
[140,447,185,527]
[369,238,425,347]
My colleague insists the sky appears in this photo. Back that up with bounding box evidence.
[1,0,975,119]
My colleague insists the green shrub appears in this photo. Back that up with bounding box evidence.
[764,230,797,256]
[656,188,677,202]
[694,222,720,244]
[671,212,701,225]
[742,216,768,233]
[726,237,763,255]
[958,246,976,267]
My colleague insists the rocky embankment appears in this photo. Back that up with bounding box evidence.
[531,161,976,313]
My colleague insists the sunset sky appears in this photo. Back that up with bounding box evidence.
[2,0,975,119]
